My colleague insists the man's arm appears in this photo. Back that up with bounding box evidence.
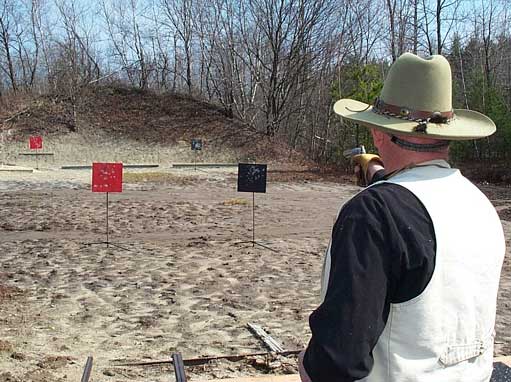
[302,197,390,381]
[298,350,312,382]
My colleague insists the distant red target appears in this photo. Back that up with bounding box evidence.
[29,136,43,150]
[92,163,123,193]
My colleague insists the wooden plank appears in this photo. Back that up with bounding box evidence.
[195,360,511,381]
[495,356,511,367]
[195,374,300,382]
[61,164,159,170]
[247,323,284,353]
[19,152,54,156]
[172,163,237,168]
[112,350,302,367]
[0,165,33,172]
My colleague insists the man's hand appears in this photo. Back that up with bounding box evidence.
[352,154,384,186]
[298,350,312,382]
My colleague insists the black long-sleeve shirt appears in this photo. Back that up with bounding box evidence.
[303,182,436,381]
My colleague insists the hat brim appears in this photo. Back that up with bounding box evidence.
[334,99,496,140]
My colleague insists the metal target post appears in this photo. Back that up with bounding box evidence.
[251,192,262,247]
[81,356,93,382]
[191,139,202,171]
[29,136,43,170]
[252,192,255,246]
[94,190,131,251]
[81,163,132,252]
[248,192,276,252]
[106,192,109,247]
[236,163,277,252]
[172,352,187,382]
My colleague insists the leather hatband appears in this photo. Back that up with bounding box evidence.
[372,98,454,123]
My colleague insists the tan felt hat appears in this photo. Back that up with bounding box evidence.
[334,53,496,140]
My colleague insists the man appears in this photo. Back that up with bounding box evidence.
[298,53,506,381]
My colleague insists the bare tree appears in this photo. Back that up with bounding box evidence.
[148,2,172,91]
[55,0,101,87]
[0,0,18,92]
[27,0,41,88]
[160,0,194,94]
[128,0,148,88]
[420,0,463,55]
[102,0,131,83]
[411,0,419,53]
[239,0,337,136]
[477,0,501,86]
[101,0,150,88]
[386,0,398,61]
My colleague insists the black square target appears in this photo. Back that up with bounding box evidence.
[237,163,267,193]
[191,139,203,150]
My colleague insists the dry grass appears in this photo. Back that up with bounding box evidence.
[123,172,196,185]
[0,284,22,300]
[222,198,249,206]
[36,355,75,370]
[0,340,13,353]
[499,207,511,221]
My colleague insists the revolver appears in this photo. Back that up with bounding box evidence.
[343,145,366,159]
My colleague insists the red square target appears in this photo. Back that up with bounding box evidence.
[92,163,123,193]
[29,136,43,150]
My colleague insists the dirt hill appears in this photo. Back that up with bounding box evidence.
[0,86,344,183]
[2,86,296,160]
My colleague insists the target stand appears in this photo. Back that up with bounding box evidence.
[29,136,43,170]
[191,138,203,172]
[81,162,133,253]
[236,163,277,253]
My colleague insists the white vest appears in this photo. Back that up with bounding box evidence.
[321,161,505,382]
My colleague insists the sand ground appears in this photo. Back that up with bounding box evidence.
[0,160,510,382]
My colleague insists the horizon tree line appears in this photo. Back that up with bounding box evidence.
[0,0,509,162]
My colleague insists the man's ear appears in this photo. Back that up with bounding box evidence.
[371,128,385,147]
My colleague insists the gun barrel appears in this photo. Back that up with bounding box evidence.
[343,145,366,158]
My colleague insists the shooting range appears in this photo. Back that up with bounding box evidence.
[1,35,511,380]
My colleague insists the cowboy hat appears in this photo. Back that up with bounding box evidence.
[333,53,496,140]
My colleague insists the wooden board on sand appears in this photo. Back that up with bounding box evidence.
[195,358,511,382]
[195,375,300,382]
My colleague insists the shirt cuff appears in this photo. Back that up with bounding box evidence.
[370,169,386,184]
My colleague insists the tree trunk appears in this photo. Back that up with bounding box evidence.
[0,18,17,92]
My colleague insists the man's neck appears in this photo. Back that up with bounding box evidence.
[384,155,449,175]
